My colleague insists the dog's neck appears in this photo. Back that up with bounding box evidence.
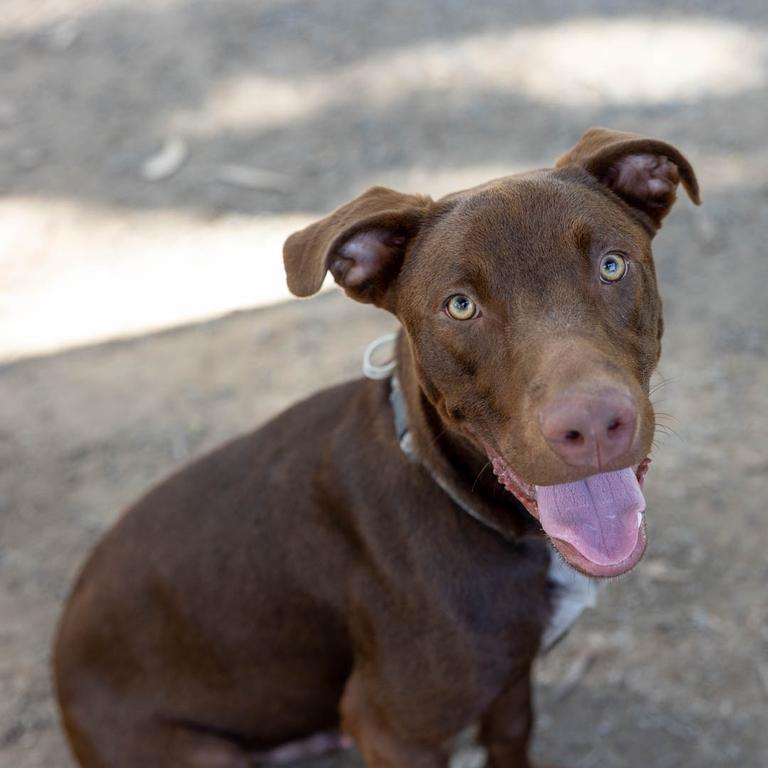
[390,332,603,652]
[393,333,541,543]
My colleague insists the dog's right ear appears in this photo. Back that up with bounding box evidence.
[283,186,433,309]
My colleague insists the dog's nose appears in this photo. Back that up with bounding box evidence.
[539,388,638,470]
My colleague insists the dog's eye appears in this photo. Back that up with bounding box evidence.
[599,253,627,283]
[445,294,478,321]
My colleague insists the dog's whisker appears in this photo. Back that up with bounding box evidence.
[653,423,683,444]
[649,373,677,396]
[471,461,491,493]
[427,426,450,449]
[653,410,680,422]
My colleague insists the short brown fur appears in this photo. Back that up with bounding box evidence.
[54,128,699,767]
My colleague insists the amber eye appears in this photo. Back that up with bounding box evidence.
[599,252,628,282]
[445,294,478,320]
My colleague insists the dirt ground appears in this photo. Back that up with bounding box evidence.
[2,1,768,767]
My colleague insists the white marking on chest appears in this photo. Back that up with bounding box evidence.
[541,544,603,652]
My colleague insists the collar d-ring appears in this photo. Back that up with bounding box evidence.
[362,332,398,380]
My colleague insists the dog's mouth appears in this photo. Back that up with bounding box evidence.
[487,447,651,578]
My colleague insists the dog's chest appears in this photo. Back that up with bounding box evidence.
[542,545,602,651]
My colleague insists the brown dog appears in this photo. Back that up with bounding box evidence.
[53,128,699,768]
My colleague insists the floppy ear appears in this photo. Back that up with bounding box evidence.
[556,127,701,234]
[283,186,433,308]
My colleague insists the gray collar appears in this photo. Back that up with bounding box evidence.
[389,374,414,457]
[389,374,523,540]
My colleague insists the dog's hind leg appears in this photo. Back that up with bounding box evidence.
[340,672,450,768]
[60,700,256,768]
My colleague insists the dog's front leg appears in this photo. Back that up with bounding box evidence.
[477,664,534,768]
[340,671,451,768]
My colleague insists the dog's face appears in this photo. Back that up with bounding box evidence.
[396,172,660,481]
[284,128,699,577]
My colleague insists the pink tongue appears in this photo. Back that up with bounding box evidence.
[535,468,645,566]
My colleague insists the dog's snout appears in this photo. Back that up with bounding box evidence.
[539,388,638,470]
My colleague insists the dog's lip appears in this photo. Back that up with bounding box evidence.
[488,453,538,514]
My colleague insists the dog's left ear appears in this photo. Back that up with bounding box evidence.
[283,186,433,309]
[556,127,701,234]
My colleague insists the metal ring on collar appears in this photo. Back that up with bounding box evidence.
[362,332,398,380]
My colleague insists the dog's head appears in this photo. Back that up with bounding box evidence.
[284,128,699,577]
